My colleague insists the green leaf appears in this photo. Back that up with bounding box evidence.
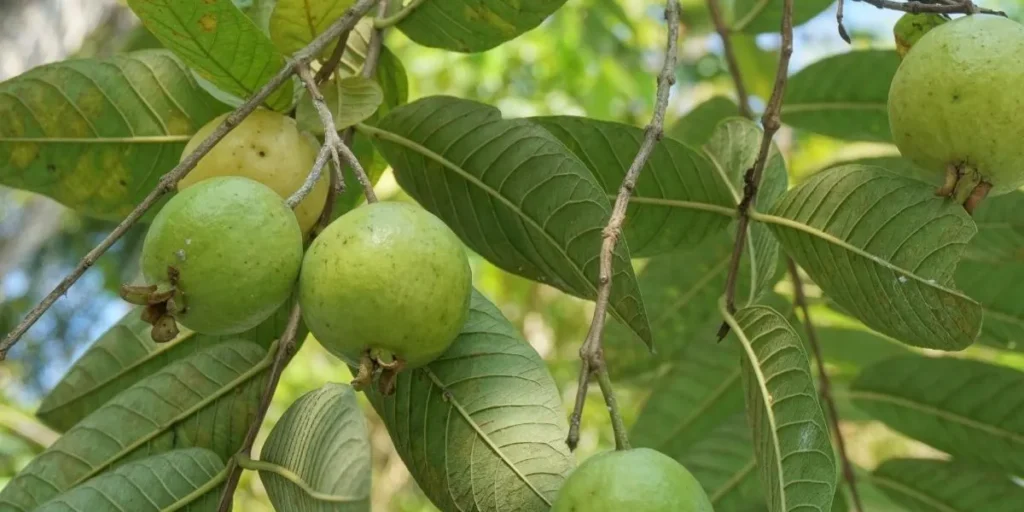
[732,0,835,33]
[764,164,982,351]
[269,0,356,55]
[297,76,383,134]
[36,301,299,432]
[364,96,652,346]
[34,448,226,512]
[0,50,228,221]
[259,384,370,511]
[727,305,837,512]
[782,50,900,142]
[680,416,764,512]
[126,0,293,111]
[0,341,269,512]
[531,115,736,257]
[851,355,1024,476]
[705,117,787,302]
[667,96,740,147]
[395,0,569,53]
[805,327,910,382]
[872,458,1024,512]
[963,190,1024,264]
[364,290,574,512]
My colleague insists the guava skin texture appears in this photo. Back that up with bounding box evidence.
[141,176,303,335]
[298,202,472,369]
[551,448,714,512]
[178,108,328,234]
[888,15,1024,197]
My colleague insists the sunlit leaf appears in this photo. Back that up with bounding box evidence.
[872,458,1024,512]
[364,291,574,512]
[260,384,370,511]
[783,50,899,142]
[365,96,651,345]
[0,50,228,221]
[0,341,269,511]
[727,305,837,512]
[395,0,569,52]
[667,96,740,147]
[269,0,355,55]
[852,355,1024,476]
[297,76,383,134]
[127,0,293,110]
[34,448,225,512]
[765,164,981,350]
[732,0,835,33]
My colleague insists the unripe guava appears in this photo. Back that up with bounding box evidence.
[298,202,472,370]
[137,176,303,335]
[888,15,1024,209]
[552,448,714,512]
[179,108,328,234]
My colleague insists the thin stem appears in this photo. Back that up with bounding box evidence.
[857,0,1003,16]
[314,29,353,84]
[837,0,851,43]
[0,0,383,361]
[235,454,369,503]
[287,140,333,208]
[717,0,794,340]
[787,258,863,512]
[374,0,427,28]
[706,0,753,119]
[565,0,680,452]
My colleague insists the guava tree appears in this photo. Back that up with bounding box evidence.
[1,0,1024,511]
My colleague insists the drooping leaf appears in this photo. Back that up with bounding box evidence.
[364,291,574,512]
[260,383,370,511]
[395,0,569,53]
[705,117,787,302]
[126,0,293,110]
[872,458,1024,512]
[667,96,741,147]
[764,164,982,351]
[297,76,383,134]
[0,50,228,221]
[36,300,299,432]
[680,416,764,512]
[0,341,269,512]
[364,96,651,345]
[851,355,1024,476]
[732,0,835,33]
[782,50,900,142]
[33,448,226,512]
[269,0,356,55]
[531,115,736,257]
[727,305,837,512]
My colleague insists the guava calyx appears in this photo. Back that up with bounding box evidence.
[934,163,992,214]
[350,350,406,395]
[120,267,187,343]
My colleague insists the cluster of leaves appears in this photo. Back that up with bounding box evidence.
[1,1,1024,512]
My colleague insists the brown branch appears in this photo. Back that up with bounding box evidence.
[855,0,1003,16]
[565,0,680,452]
[837,0,851,43]
[314,29,353,84]
[717,0,794,341]
[707,0,753,119]
[0,0,384,361]
[787,258,863,512]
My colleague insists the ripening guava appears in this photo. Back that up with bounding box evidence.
[551,448,714,512]
[298,202,472,373]
[132,176,303,336]
[179,108,328,234]
[888,14,1024,212]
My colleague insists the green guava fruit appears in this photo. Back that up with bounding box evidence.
[133,176,303,336]
[888,14,1024,211]
[298,202,472,373]
[179,108,327,234]
[894,13,948,58]
[551,448,714,512]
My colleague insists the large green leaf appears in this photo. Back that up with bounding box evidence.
[667,96,740,147]
[363,96,651,345]
[805,326,910,383]
[364,291,574,512]
[127,0,293,110]
[259,384,370,511]
[680,416,764,512]
[727,306,837,512]
[872,458,1024,512]
[764,164,981,351]
[36,301,299,432]
[0,340,269,512]
[530,115,736,257]
[33,448,226,512]
[782,50,899,142]
[0,50,228,220]
[851,355,1024,476]
[731,0,835,33]
[296,76,383,134]
[269,0,356,55]
[395,0,569,53]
